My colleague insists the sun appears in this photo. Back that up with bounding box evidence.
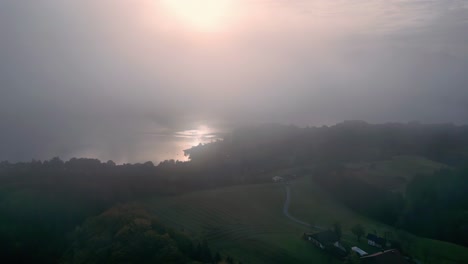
[159,0,235,32]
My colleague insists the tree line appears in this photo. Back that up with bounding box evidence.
[1,121,468,262]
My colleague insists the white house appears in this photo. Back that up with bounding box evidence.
[351,246,368,257]
[272,176,284,182]
[367,233,386,248]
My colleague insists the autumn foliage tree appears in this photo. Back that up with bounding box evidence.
[351,224,365,242]
[62,204,212,263]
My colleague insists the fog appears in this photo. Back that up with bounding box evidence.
[1,0,467,163]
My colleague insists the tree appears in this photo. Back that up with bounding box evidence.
[396,230,414,254]
[201,239,212,262]
[334,222,342,240]
[48,156,64,167]
[351,224,365,242]
[214,252,221,263]
[346,252,361,264]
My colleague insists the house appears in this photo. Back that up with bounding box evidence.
[304,230,340,249]
[304,230,348,259]
[304,230,339,249]
[351,246,368,257]
[360,249,408,264]
[272,176,284,182]
[367,233,386,248]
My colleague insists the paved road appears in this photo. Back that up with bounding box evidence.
[282,185,323,230]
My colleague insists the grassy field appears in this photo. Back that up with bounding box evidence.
[345,155,447,192]
[145,174,468,263]
[146,183,340,263]
[288,175,468,263]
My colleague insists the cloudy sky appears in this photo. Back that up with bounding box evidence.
[1,0,467,163]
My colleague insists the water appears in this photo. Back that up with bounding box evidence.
[145,125,222,163]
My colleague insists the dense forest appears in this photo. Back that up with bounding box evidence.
[63,204,220,264]
[1,121,468,262]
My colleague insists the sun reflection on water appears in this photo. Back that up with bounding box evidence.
[169,125,221,161]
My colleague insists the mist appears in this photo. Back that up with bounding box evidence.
[1,0,467,163]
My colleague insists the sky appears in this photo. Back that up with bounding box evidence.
[1,0,467,163]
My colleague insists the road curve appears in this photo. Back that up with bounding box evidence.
[282,185,323,230]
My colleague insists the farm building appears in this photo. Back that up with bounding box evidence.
[351,246,367,256]
[303,230,341,249]
[304,230,348,259]
[360,249,408,264]
[367,233,386,248]
[272,176,284,182]
[304,231,338,249]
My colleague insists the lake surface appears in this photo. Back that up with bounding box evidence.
[0,121,225,164]
[140,125,223,164]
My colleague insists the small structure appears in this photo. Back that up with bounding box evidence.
[272,176,284,182]
[360,249,408,264]
[367,233,386,248]
[304,231,348,259]
[351,246,368,257]
[304,231,339,249]
[304,230,340,249]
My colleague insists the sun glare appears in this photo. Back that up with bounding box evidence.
[159,0,235,32]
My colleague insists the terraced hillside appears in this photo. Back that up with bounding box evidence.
[288,175,468,263]
[147,183,339,263]
[146,176,468,263]
[344,155,447,192]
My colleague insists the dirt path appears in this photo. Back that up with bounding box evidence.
[282,185,323,230]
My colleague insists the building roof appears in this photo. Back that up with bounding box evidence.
[351,246,368,256]
[367,233,386,245]
[311,230,339,244]
[361,249,408,264]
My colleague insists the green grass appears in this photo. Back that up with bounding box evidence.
[288,175,468,264]
[144,174,468,263]
[345,155,447,192]
[146,183,339,263]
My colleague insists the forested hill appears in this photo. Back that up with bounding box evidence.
[183,121,468,248]
[1,121,468,262]
[185,121,468,167]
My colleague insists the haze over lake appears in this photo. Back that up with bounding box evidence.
[2,2,468,263]
[139,124,223,164]
[1,0,467,163]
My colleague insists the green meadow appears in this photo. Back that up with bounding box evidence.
[145,175,468,263]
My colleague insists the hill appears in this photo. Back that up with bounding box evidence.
[147,182,331,263]
[145,175,468,263]
[2,122,468,262]
[344,155,447,192]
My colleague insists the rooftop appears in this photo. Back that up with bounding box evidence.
[367,233,386,245]
[351,246,368,256]
[361,249,408,264]
[311,230,339,244]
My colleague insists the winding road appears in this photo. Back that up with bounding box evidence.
[282,184,323,230]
